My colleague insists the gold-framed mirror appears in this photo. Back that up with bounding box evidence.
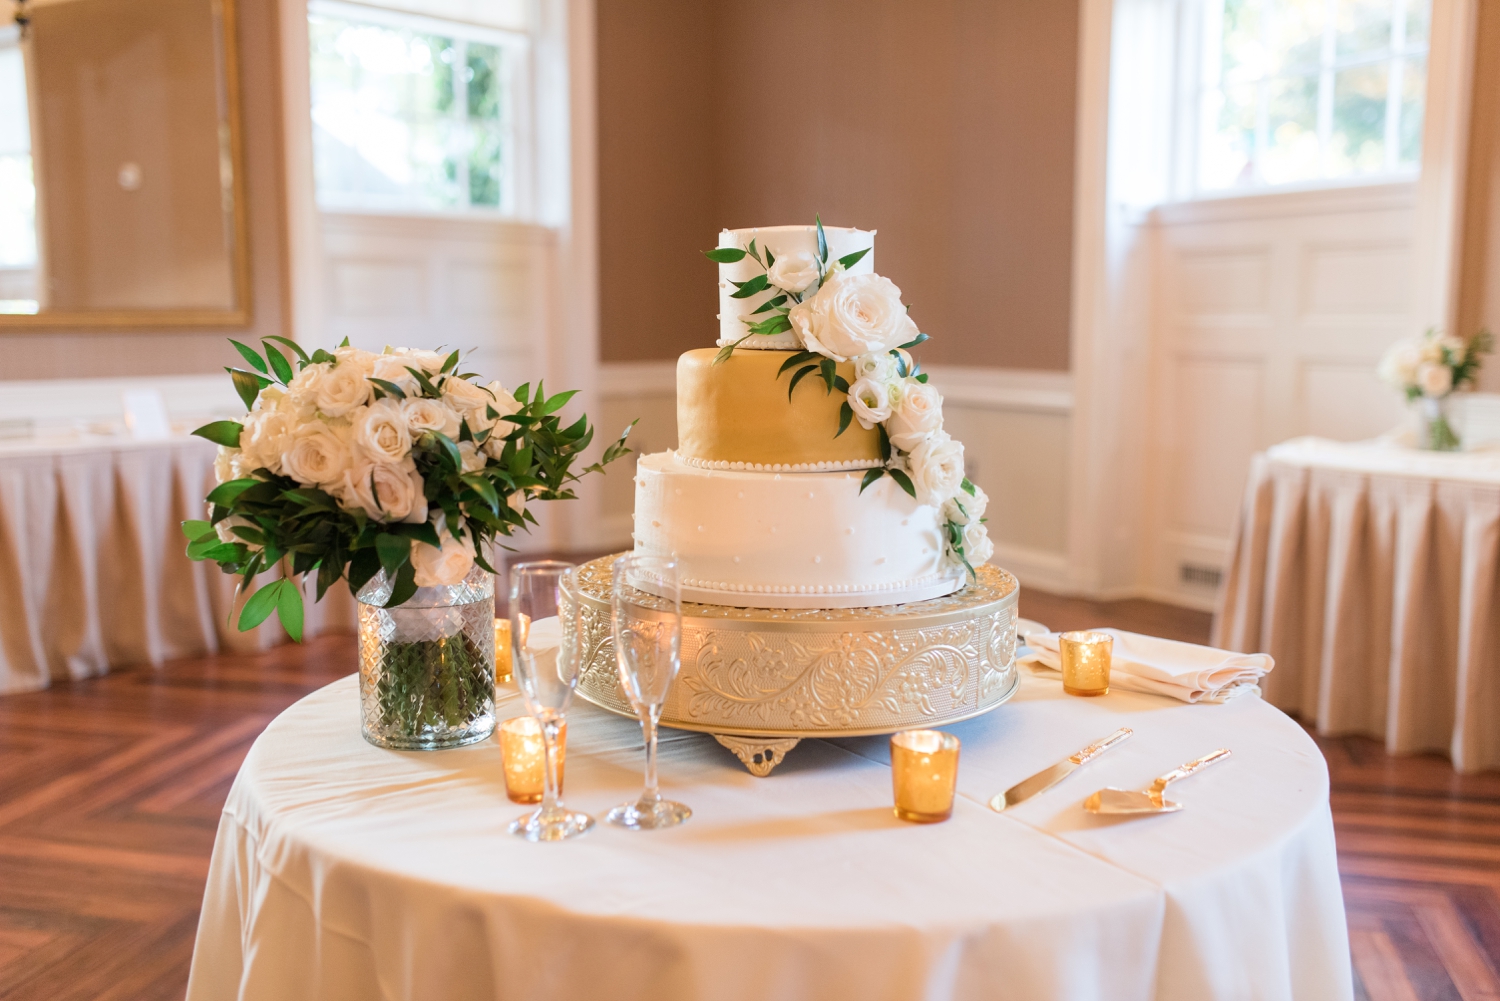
[0,0,250,327]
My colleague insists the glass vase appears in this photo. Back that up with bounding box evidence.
[1419,395,1461,452]
[358,564,496,750]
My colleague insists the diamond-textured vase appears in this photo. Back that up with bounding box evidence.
[1419,395,1461,451]
[357,565,496,750]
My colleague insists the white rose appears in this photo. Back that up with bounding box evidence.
[963,520,994,566]
[846,376,892,429]
[766,251,820,294]
[240,406,296,474]
[787,271,920,362]
[333,346,377,375]
[287,362,329,409]
[336,456,426,524]
[441,377,494,428]
[411,526,476,587]
[1417,362,1453,398]
[852,351,898,385]
[352,399,412,464]
[403,397,462,439]
[942,483,989,526]
[280,423,353,487]
[1378,340,1423,388]
[906,431,965,507]
[1420,340,1445,364]
[886,380,944,452]
[371,353,421,396]
[394,347,448,373]
[315,362,372,417]
[214,445,244,484]
[457,440,488,473]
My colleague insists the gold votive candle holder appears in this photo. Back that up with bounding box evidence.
[499,716,566,804]
[493,618,513,684]
[890,730,960,823]
[1061,631,1113,696]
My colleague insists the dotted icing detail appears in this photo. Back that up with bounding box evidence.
[630,568,963,596]
[676,453,882,473]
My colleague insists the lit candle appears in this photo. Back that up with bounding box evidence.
[1060,631,1113,697]
[890,730,960,823]
[494,618,513,685]
[499,716,566,804]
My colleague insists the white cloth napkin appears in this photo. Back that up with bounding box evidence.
[1019,629,1272,704]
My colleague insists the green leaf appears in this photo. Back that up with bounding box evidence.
[729,274,770,299]
[441,349,460,374]
[749,294,788,315]
[277,580,304,642]
[836,247,869,270]
[462,472,500,511]
[819,357,836,393]
[878,424,892,462]
[744,314,793,336]
[541,389,578,415]
[229,339,267,374]
[227,368,266,410]
[430,431,463,470]
[192,420,244,448]
[347,547,381,595]
[859,467,885,494]
[703,247,747,263]
[836,401,853,438]
[832,375,850,393]
[914,372,929,383]
[787,364,819,400]
[238,580,285,633]
[181,519,215,541]
[368,377,406,400]
[815,214,828,265]
[778,350,821,377]
[512,382,530,405]
[231,525,266,545]
[961,478,976,497]
[898,332,930,350]
[384,560,418,608]
[746,238,762,266]
[262,335,310,365]
[376,533,412,577]
[388,520,442,548]
[338,336,351,348]
[263,342,295,384]
[765,246,775,268]
[206,477,259,507]
[888,467,917,499]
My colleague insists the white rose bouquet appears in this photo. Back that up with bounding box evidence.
[704,218,987,576]
[1378,327,1492,450]
[183,337,634,640]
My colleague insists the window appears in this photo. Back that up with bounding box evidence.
[1195,0,1430,193]
[0,27,38,313]
[308,0,526,214]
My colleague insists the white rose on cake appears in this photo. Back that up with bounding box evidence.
[852,351,899,385]
[906,430,965,507]
[1417,362,1453,398]
[767,251,820,294]
[281,423,353,487]
[353,398,412,464]
[963,520,994,566]
[942,483,988,526]
[846,376,892,429]
[337,456,426,523]
[403,397,462,439]
[411,520,476,587]
[886,380,944,451]
[788,271,920,362]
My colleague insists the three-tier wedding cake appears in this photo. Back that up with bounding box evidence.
[628,222,993,608]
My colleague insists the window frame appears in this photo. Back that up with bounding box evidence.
[306,0,534,220]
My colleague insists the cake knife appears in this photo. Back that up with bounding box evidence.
[988,727,1133,812]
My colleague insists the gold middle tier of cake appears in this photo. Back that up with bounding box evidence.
[631,348,966,609]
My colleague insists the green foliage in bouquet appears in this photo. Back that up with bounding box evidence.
[181,336,634,640]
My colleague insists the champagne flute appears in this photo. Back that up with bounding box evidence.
[607,553,691,830]
[508,561,593,842]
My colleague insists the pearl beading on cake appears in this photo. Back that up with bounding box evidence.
[676,454,880,473]
[630,568,959,596]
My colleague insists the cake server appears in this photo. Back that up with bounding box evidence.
[1083,748,1231,816]
[988,727,1132,812]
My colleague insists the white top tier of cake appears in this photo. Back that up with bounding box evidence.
[716,225,876,350]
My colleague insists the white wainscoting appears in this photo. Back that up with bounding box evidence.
[595,361,1076,593]
[1142,182,1417,609]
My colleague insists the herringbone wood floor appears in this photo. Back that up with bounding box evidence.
[0,591,1496,999]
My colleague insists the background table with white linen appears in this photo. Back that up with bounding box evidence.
[186,670,1351,1001]
[1215,436,1500,773]
[0,433,354,694]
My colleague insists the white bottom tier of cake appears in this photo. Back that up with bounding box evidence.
[630,450,967,608]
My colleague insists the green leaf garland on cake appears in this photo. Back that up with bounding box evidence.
[705,218,993,578]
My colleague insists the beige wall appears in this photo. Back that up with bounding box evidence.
[597,0,1079,370]
[0,0,288,380]
[1458,0,1500,392]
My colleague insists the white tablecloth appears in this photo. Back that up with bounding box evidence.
[1215,436,1500,773]
[186,670,1351,1001]
[0,435,354,694]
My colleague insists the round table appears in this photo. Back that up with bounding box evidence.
[186,671,1352,1001]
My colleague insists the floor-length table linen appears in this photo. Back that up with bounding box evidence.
[1215,436,1500,773]
[0,435,354,694]
[186,671,1351,1001]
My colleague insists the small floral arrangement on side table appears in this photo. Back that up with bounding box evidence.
[183,337,633,748]
[705,217,992,574]
[1377,328,1493,451]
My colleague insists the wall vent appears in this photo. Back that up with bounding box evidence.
[1179,563,1223,588]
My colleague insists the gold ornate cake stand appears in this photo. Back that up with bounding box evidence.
[572,556,1020,775]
